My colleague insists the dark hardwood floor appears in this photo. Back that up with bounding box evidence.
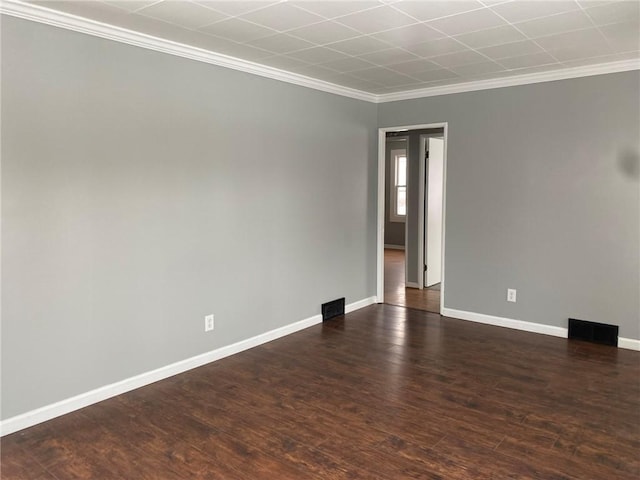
[384,248,441,313]
[2,304,639,479]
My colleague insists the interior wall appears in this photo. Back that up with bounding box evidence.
[1,16,378,420]
[379,71,640,339]
[384,138,406,247]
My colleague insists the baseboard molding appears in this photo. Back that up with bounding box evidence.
[384,244,405,250]
[618,337,640,351]
[345,296,377,313]
[442,308,568,338]
[0,296,377,437]
[443,308,640,350]
[406,282,421,289]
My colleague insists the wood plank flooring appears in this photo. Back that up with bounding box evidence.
[2,305,639,479]
[384,248,441,313]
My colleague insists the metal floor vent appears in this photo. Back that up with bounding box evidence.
[322,298,345,321]
[568,318,618,347]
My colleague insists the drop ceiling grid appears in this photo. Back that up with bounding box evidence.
[20,0,640,94]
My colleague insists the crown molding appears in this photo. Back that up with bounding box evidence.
[0,0,377,103]
[374,59,640,103]
[2,0,639,105]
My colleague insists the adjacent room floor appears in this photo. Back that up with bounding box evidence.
[384,248,441,313]
[2,304,639,479]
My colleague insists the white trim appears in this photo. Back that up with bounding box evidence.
[619,337,640,351]
[440,124,449,315]
[375,59,640,103]
[406,281,421,289]
[0,0,374,103]
[444,308,640,350]
[376,132,386,303]
[384,244,405,250]
[2,1,638,105]
[417,135,426,290]
[443,308,568,338]
[345,296,377,313]
[0,296,376,436]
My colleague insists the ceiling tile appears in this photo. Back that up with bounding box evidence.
[489,1,580,23]
[547,42,613,61]
[404,37,468,57]
[564,50,640,68]
[327,35,392,55]
[385,58,443,75]
[430,49,488,67]
[240,3,325,32]
[325,74,385,91]
[135,1,228,30]
[449,60,505,76]
[384,82,428,93]
[290,1,383,19]
[177,31,239,51]
[454,24,526,48]
[319,57,378,72]
[408,68,460,82]
[193,1,278,17]
[290,63,345,78]
[478,39,543,59]
[577,0,614,7]
[427,8,508,36]
[259,55,311,70]
[30,1,132,24]
[23,0,637,96]
[199,17,277,42]
[514,10,594,38]
[598,21,640,52]
[614,50,640,61]
[502,63,565,74]
[391,1,483,22]
[371,23,444,47]
[336,6,418,34]
[102,1,159,13]
[481,0,513,5]
[212,41,273,60]
[287,21,361,44]
[499,51,558,68]
[349,67,417,86]
[358,47,421,65]
[246,34,315,54]
[534,28,605,51]
[583,1,640,26]
[287,47,350,64]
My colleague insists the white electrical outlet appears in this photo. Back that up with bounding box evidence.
[507,289,517,303]
[205,314,214,332]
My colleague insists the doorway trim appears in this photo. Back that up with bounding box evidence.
[377,122,448,315]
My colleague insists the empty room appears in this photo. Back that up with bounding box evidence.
[1,0,639,478]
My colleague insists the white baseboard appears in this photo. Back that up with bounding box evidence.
[346,296,377,313]
[384,244,405,250]
[442,308,568,338]
[406,282,421,289]
[0,296,377,437]
[443,308,640,350]
[618,337,640,351]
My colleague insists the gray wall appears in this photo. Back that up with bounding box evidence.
[384,138,406,247]
[379,71,640,339]
[1,16,378,420]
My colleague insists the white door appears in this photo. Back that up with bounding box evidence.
[424,137,444,287]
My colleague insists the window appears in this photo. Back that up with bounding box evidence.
[390,149,407,222]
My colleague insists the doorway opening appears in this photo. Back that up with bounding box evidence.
[377,123,448,315]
